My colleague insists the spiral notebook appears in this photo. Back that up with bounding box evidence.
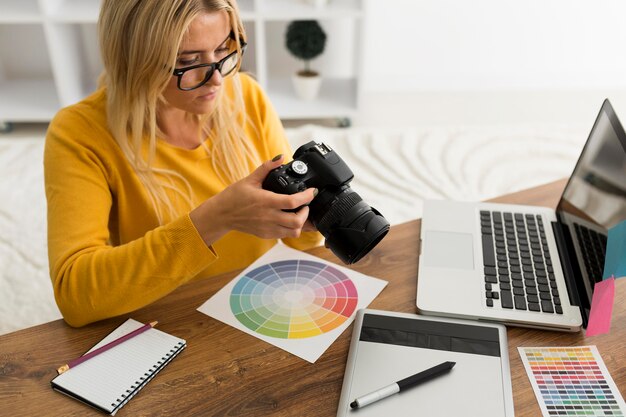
[51,319,186,415]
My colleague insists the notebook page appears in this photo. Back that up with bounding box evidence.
[52,319,185,413]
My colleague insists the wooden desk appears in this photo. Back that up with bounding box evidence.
[2,180,625,416]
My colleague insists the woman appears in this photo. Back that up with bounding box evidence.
[44,0,321,327]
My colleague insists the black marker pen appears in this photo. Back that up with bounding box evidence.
[350,361,456,410]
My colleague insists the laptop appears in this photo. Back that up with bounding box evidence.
[417,99,626,332]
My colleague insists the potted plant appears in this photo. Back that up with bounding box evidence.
[285,20,327,100]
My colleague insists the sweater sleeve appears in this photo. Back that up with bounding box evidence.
[44,108,218,327]
[240,74,323,251]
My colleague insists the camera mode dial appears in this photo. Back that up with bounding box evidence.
[290,160,308,176]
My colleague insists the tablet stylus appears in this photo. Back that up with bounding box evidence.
[349,361,456,410]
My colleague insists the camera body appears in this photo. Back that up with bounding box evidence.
[263,141,389,264]
[263,141,353,200]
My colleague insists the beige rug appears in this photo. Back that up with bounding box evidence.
[0,123,589,335]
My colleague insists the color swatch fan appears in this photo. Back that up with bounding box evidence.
[519,346,626,417]
[198,245,387,363]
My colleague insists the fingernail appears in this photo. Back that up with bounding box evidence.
[313,188,319,197]
[272,154,283,162]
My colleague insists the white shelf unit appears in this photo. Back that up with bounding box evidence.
[0,0,364,126]
[250,0,364,122]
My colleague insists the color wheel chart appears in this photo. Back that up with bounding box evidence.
[230,260,358,339]
[519,346,626,417]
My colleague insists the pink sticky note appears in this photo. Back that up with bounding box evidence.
[585,277,615,337]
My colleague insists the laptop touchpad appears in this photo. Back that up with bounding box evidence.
[424,231,474,270]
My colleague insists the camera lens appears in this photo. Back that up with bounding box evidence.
[310,187,390,264]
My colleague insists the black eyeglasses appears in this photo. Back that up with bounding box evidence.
[172,43,247,91]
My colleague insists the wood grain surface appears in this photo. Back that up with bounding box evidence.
[1,179,625,416]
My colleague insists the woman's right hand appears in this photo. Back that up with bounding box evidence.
[190,155,317,245]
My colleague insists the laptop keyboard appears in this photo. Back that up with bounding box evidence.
[480,210,563,314]
[574,223,607,284]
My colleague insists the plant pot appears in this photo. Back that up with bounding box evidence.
[302,0,329,7]
[292,71,322,101]
[312,0,329,7]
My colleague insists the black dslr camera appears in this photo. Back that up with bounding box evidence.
[262,141,390,264]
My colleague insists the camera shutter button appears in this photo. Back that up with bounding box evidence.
[290,160,308,176]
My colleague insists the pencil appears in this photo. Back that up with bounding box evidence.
[57,321,158,374]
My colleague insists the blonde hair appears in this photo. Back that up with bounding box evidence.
[98,0,261,224]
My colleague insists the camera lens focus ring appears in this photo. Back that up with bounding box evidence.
[316,192,362,234]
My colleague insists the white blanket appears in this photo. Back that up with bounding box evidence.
[0,123,588,335]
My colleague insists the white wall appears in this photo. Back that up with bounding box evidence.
[362,0,626,92]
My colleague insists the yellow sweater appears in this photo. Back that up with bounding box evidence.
[44,73,322,327]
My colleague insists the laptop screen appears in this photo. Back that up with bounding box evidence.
[556,99,626,311]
